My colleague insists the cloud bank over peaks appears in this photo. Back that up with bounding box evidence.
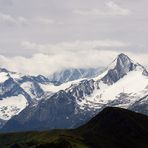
[0,51,119,76]
[0,39,146,76]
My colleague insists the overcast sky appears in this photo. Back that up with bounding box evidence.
[0,0,148,75]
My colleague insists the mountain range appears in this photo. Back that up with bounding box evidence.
[0,53,148,132]
[48,67,102,84]
[0,67,100,127]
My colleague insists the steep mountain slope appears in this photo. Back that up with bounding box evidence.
[0,69,53,122]
[48,68,102,84]
[2,53,148,132]
[78,107,148,148]
[0,107,148,148]
[76,53,148,111]
[129,95,148,115]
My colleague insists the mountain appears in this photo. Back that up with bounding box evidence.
[78,107,148,148]
[2,53,148,132]
[0,107,148,148]
[0,68,54,123]
[129,95,148,115]
[0,66,103,128]
[48,68,102,84]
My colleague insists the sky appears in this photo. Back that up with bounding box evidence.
[0,0,148,75]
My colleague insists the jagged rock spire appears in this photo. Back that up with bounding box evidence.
[101,53,147,84]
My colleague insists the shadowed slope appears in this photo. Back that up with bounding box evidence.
[0,107,148,148]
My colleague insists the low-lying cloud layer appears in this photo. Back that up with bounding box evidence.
[0,48,147,76]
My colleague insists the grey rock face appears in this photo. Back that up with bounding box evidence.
[129,95,148,115]
[67,79,95,100]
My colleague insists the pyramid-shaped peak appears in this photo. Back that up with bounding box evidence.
[118,53,129,58]
[101,53,148,85]
[0,68,9,73]
[107,53,134,72]
[117,53,132,62]
[115,53,135,69]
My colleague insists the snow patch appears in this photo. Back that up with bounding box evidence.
[40,78,85,93]
[0,72,9,83]
[78,69,148,110]
[10,73,23,80]
[0,95,28,120]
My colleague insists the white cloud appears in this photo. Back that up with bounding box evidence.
[0,12,28,26]
[17,16,28,25]
[0,12,55,26]
[0,1,147,77]
[73,9,104,16]
[34,17,55,25]
[0,51,119,75]
[73,1,130,16]
[0,40,147,76]
[21,40,128,54]
[106,1,130,16]
[0,50,147,76]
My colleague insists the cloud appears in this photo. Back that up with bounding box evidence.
[0,1,147,76]
[0,51,120,75]
[34,17,55,25]
[73,9,104,16]
[0,12,56,27]
[106,1,130,16]
[0,12,28,26]
[0,0,13,6]
[73,1,130,16]
[21,40,129,54]
[0,49,147,76]
[1,40,148,76]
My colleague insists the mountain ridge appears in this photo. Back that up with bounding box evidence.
[1,53,148,132]
[0,66,102,127]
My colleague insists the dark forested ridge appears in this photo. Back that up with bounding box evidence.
[0,107,148,148]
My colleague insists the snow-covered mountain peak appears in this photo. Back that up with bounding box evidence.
[117,53,133,67]
[73,54,148,113]
[109,53,136,71]
[114,53,146,72]
[0,68,9,73]
[117,53,131,60]
[0,67,54,121]
[99,53,148,85]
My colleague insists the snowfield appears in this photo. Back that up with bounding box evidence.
[76,57,148,110]
[0,72,9,83]
[40,78,86,93]
[0,95,28,120]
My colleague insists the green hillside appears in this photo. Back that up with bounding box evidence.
[0,107,148,148]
